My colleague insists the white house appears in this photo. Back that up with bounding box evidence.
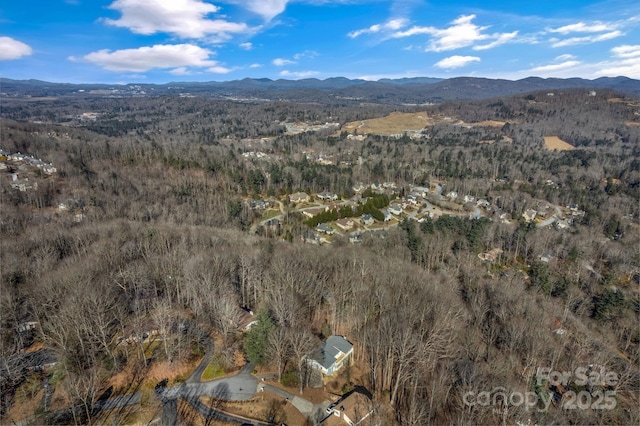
[349,234,362,244]
[361,214,374,226]
[410,186,429,197]
[404,195,418,207]
[476,199,490,208]
[522,209,537,222]
[317,223,335,235]
[388,204,403,216]
[352,183,366,193]
[307,336,354,377]
[318,191,339,201]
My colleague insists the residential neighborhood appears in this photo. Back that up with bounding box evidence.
[1,149,57,192]
[247,178,582,249]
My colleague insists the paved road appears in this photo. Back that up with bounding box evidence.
[162,362,258,402]
[185,333,214,384]
[259,383,330,424]
[94,392,142,410]
[160,363,331,424]
[185,397,271,426]
[536,205,563,228]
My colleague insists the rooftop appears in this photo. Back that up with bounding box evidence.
[309,336,353,370]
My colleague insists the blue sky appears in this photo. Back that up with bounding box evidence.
[1,0,639,83]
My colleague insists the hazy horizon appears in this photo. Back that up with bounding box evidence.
[1,0,639,84]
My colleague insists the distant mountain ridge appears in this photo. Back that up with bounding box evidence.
[1,76,638,102]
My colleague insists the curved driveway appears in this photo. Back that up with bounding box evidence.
[161,362,258,402]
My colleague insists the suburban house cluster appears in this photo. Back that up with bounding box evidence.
[249,176,583,248]
[1,149,57,192]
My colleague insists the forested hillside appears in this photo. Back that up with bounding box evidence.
[1,89,638,425]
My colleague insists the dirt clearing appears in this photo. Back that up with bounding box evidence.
[341,112,434,135]
[470,120,507,127]
[544,136,575,151]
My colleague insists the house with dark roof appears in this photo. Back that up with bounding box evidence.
[23,349,58,372]
[307,335,353,377]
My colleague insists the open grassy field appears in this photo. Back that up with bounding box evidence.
[544,136,575,151]
[341,111,434,135]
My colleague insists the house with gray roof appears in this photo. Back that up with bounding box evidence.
[388,204,403,216]
[317,223,335,235]
[318,191,338,201]
[361,214,374,226]
[307,335,353,377]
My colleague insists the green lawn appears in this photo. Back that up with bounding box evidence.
[201,357,225,381]
[260,209,281,220]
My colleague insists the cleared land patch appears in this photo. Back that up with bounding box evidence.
[544,136,575,151]
[470,120,507,127]
[341,111,434,135]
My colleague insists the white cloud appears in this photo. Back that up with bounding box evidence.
[391,14,515,52]
[207,65,231,74]
[596,44,640,78]
[531,60,581,73]
[293,50,318,60]
[0,36,32,60]
[239,42,253,50]
[271,51,316,68]
[273,58,295,66]
[348,18,408,38]
[434,55,480,69]
[473,31,518,50]
[249,63,262,68]
[549,21,616,34]
[77,44,219,72]
[232,0,361,21]
[551,30,622,47]
[611,45,640,58]
[597,59,640,78]
[241,0,289,21]
[103,0,249,39]
[279,70,319,78]
[555,54,576,61]
[170,67,192,75]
